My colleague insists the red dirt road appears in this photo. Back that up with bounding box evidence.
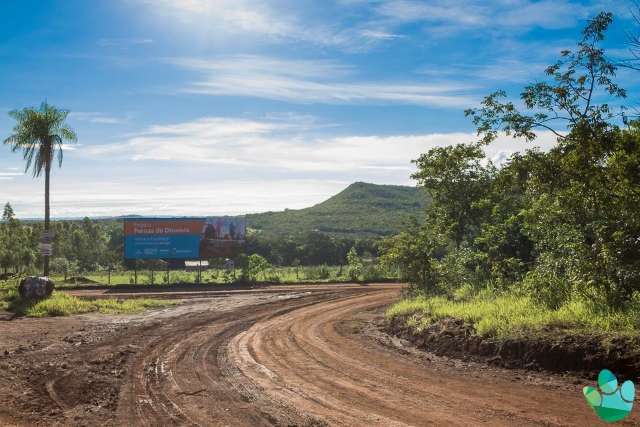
[0,283,635,426]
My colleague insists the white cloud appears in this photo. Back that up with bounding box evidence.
[168,55,477,107]
[140,0,414,50]
[137,0,623,53]
[421,58,547,83]
[2,179,351,218]
[376,0,487,26]
[97,38,153,47]
[0,170,22,182]
[142,0,323,44]
[82,115,559,174]
[68,111,123,124]
[358,29,405,41]
[168,56,353,79]
[374,0,597,30]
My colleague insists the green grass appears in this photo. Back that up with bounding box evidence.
[4,290,177,317]
[386,293,640,338]
[49,265,394,288]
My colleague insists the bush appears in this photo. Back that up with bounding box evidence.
[346,247,363,281]
[243,254,271,282]
[522,255,573,309]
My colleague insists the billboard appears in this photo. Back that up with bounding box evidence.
[124,217,246,260]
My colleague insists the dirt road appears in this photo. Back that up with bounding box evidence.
[0,283,635,426]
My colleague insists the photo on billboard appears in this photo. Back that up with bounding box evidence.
[199,217,246,258]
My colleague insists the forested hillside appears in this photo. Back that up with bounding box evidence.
[248,182,427,237]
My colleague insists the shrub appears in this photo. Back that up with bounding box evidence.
[244,254,271,282]
[346,247,363,281]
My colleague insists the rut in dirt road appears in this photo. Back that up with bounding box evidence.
[115,291,346,426]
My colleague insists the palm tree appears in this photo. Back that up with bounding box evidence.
[3,102,77,277]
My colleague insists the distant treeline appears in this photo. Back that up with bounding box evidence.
[0,205,380,275]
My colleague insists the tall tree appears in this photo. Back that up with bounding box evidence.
[3,102,77,276]
[412,143,493,248]
[2,202,15,222]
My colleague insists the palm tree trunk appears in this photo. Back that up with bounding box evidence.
[44,161,50,277]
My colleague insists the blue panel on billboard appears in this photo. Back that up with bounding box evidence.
[124,235,201,260]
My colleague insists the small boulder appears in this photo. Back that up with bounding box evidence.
[18,277,54,300]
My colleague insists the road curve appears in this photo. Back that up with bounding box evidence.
[75,284,636,426]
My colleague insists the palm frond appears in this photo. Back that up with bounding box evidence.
[3,102,77,177]
[57,145,64,167]
[59,126,77,142]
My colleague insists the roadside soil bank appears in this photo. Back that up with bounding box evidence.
[386,314,640,379]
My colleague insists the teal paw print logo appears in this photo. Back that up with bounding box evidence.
[583,369,635,423]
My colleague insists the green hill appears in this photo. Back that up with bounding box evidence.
[247,182,428,237]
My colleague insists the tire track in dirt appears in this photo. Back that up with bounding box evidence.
[113,289,368,426]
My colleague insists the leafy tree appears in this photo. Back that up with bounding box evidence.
[50,257,72,280]
[412,143,493,248]
[380,220,442,292]
[0,213,34,274]
[2,203,15,222]
[346,247,363,281]
[244,254,271,282]
[3,102,77,276]
[472,151,540,287]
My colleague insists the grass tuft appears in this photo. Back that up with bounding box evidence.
[6,291,176,317]
[386,293,640,338]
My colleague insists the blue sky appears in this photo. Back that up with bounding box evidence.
[0,0,638,217]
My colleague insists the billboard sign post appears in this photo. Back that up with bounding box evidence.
[39,243,53,256]
[123,217,246,260]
